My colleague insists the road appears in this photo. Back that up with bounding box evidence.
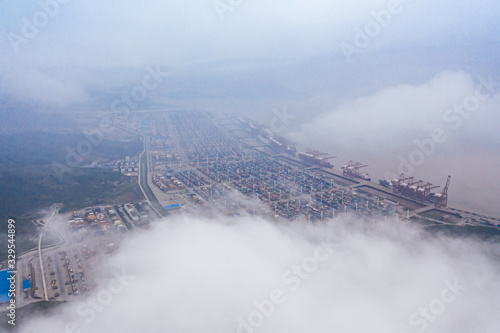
[38,207,59,301]
[138,135,167,217]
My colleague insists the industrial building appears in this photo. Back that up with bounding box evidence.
[0,269,12,303]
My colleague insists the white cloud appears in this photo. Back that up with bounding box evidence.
[0,1,499,108]
[18,214,500,333]
[292,71,500,153]
[1,67,89,108]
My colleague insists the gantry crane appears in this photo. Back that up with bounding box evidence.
[434,175,451,208]
[298,149,336,168]
[342,161,369,179]
[416,182,440,202]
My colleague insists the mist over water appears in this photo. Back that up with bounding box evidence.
[290,71,500,217]
[18,213,500,333]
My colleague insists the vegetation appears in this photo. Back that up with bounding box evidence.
[94,138,143,161]
[0,130,144,259]
[0,166,143,259]
[0,131,142,169]
[424,224,500,241]
[0,167,142,220]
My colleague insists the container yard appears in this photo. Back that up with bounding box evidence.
[95,109,497,228]
[7,108,499,313]
[96,109,482,228]
[66,206,129,241]
[169,111,244,164]
[140,110,456,221]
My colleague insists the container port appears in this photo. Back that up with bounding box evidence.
[342,161,371,181]
[390,173,451,207]
[298,149,336,168]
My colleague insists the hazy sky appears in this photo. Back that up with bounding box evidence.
[2,3,500,332]
[0,1,499,211]
[18,215,500,333]
[288,70,500,216]
[0,0,499,109]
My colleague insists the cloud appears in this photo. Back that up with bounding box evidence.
[286,71,500,217]
[18,214,500,333]
[0,1,499,108]
[291,71,500,153]
[0,67,89,109]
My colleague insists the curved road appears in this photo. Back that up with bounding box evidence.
[38,205,61,301]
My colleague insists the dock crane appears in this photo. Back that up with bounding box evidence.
[342,161,369,179]
[407,179,424,198]
[391,173,410,194]
[399,176,415,196]
[434,175,451,208]
[416,182,440,203]
[298,149,336,168]
[319,155,337,167]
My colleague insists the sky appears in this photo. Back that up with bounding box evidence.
[0,0,499,110]
[288,71,500,216]
[1,1,500,330]
[17,214,500,333]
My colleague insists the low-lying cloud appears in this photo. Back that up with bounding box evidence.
[1,1,499,109]
[292,71,500,153]
[288,71,500,217]
[18,213,500,333]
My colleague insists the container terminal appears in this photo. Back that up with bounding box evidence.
[3,109,499,311]
[134,110,499,228]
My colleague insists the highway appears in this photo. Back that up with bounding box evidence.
[112,123,165,217]
[38,206,59,301]
[138,135,167,217]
